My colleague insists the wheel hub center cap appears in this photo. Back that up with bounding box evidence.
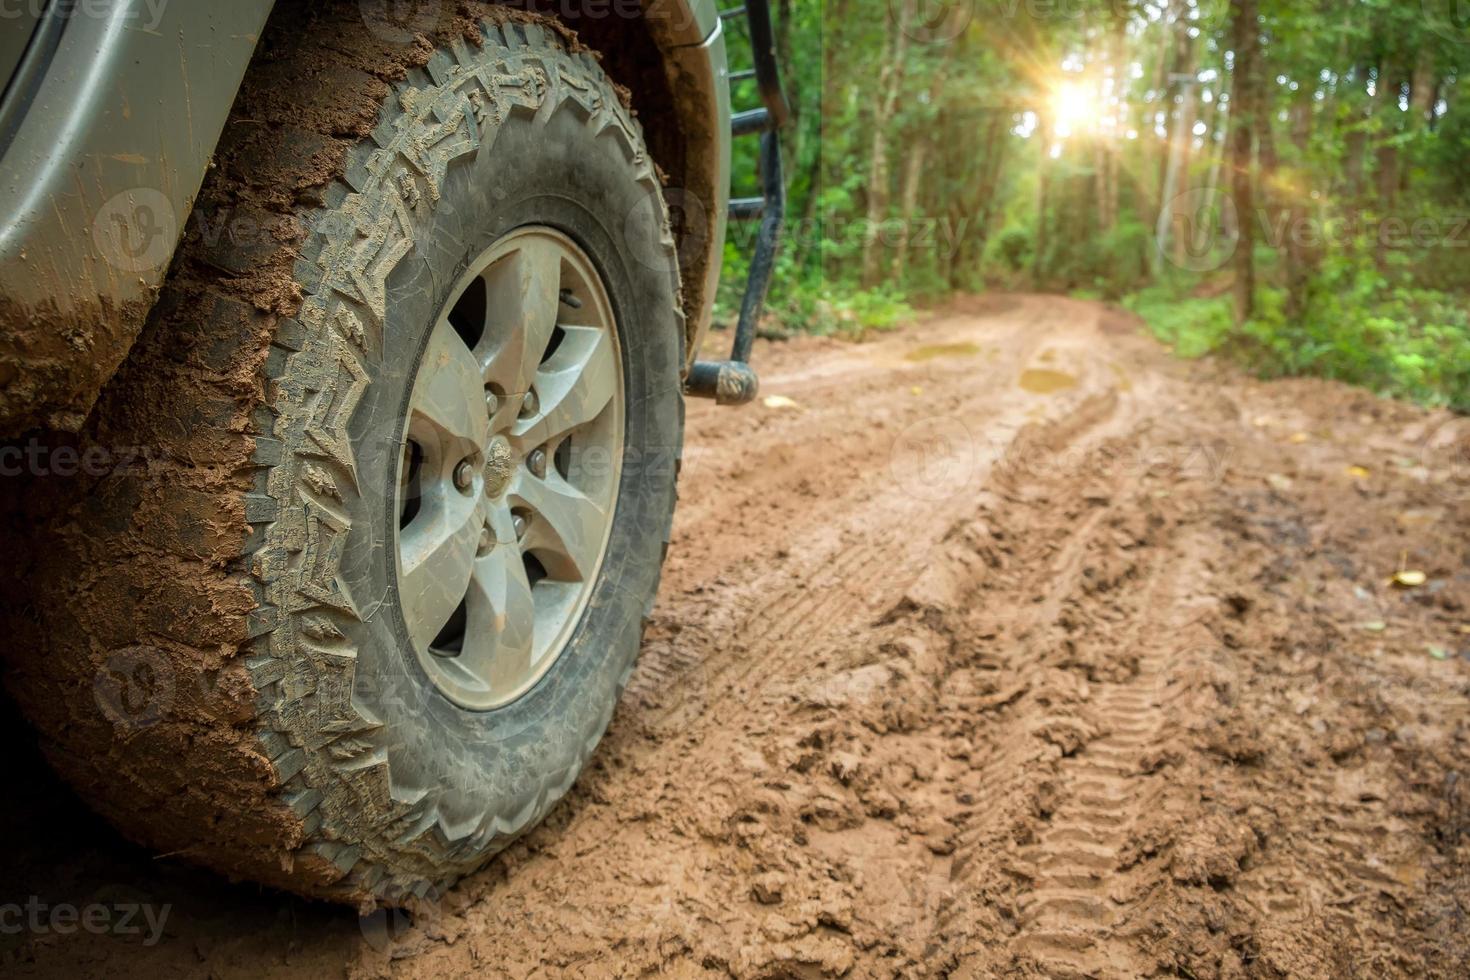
[483,436,514,498]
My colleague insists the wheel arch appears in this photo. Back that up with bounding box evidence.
[0,0,726,439]
[557,0,731,371]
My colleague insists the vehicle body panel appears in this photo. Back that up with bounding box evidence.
[655,6,731,372]
[0,0,274,432]
[0,0,729,435]
[0,3,46,105]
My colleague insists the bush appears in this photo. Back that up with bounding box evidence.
[1095,220,1152,298]
[990,226,1032,273]
[1240,277,1470,410]
[1126,261,1470,411]
[810,286,913,338]
[1125,285,1234,359]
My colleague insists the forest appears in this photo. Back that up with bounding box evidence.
[720,0,1470,410]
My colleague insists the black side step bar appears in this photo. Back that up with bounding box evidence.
[686,0,789,406]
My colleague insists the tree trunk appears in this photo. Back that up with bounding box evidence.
[1284,89,1317,321]
[1092,17,1124,236]
[1374,58,1404,215]
[860,1,911,288]
[1346,54,1389,211]
[1372,57,1407,268]
[1203,72,1231,213]
[1171,86,1199,269]
[775,0,801,170]
[946,111,1006,289]
[1404,52,1438,183]
[1033,112,1051,287]
[972,116,1009,280]
[1228,0,1259,324]
[890,141,928,283]
[816,0,848,277]
[790,150,822,273]
[891,51,949,283]
[1155,13,1194,221]
[1156,80,1197,271]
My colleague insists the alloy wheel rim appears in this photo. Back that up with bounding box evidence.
[395,227,624,711]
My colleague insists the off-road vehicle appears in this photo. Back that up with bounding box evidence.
[0,0,785,906]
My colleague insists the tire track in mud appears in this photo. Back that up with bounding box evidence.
[1013,663,1171,972]
[526,297,1159,974]
[625,298,1071,731]
[1010,544,1213,977]
[8,294,1470,980]
[930,368,1222,977]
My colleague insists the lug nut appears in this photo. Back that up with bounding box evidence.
[513,513,529,539]
[453,459,475,492]
[520,389,540,419]
[477,526,494,556]
[527,447,548,479]
[485,389,499,417]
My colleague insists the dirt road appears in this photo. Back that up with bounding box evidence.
[3,294,1468,978]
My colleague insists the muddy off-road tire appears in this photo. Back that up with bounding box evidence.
[2,14,682,905]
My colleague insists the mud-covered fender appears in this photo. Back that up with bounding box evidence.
[0,0,274,434]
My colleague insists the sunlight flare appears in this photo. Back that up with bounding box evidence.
[1049,79,1099,137]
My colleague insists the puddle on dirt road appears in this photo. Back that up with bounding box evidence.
[905,342,983,362]
[1018,368,1078,394]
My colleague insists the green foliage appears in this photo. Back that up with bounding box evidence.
[1093,221,1153,298]
[810,286,913,337]
[1240,281,1470,411]
[1126,286,1235,359]
[714,0,1469,414]
[990,227,1032,274]
[1124,270,1470,410]
[715,237,911,340]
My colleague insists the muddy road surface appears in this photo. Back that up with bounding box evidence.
[3,294,1469,978]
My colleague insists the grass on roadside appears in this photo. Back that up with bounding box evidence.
[1125,277,1470,412]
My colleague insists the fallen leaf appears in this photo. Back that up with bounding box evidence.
[1459,624,1470,636]
[910,386,923,396]
[1428,645,1449,661]
[1359,621,1387,632]
[1347,465,1371,479]
[1267,473,1294,492]
[1392,570,1428,588]
[762,395,800,410]
[1289,432,1311,444]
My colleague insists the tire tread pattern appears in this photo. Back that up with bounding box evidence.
[244,21,682,906]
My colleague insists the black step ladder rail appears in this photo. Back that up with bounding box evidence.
[686,0,789,406]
